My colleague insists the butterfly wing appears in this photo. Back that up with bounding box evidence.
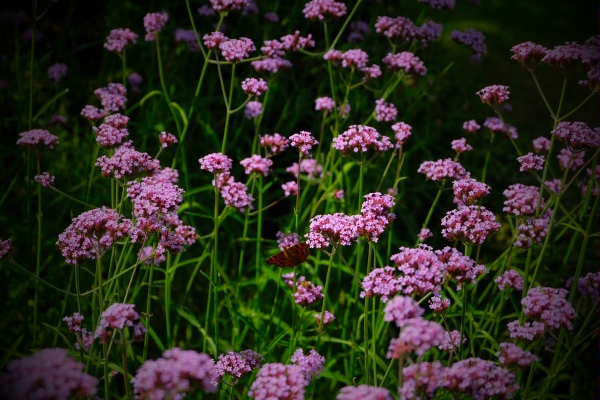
[266,242,309,268]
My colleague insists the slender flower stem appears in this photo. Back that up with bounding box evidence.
[221,63,236,153]
[143,262,154,362]
[155,35,182,135]
[33,156,42,346]
[213,179,220,353]
[165,253,172,348]
[415,181,446,246]
[529,70,556,119]
[120,329,132,400]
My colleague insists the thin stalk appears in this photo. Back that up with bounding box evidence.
[213,180,220,352]
[33,156,42,346]
[165,253,172,348]
[143,262,154,362]
[155,35,182,135]
[221,63,236,153]
[74,266,85,363]
[120,330,132,400]
[415,181,446,246]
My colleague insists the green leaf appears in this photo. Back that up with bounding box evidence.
[33,89,69,122]
[174,307,215,355]
[139,90,163,106]
[0,335,23,370]
[225,305,266,342]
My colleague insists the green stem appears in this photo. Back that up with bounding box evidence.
[143,262,154,362]
[33,156,42,346]
[529,70,556,119]
[155,35,182,135]
[415,181,446,246]
[165,253,172,348]
[120,330,132,400]
[221,63,236,153]
[213,180,220,353]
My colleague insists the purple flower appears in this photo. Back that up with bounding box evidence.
[240,154,273,176]
[578,165,600,197]
[337,385,392,400]
[507,320,545,342]
[451,138,473,154]
[80,105,106,121]
[143,11,168,41]
[391,244,446,295]
[418,0,455,9]
[392,122,412,146]
[280,31,315,51]
[361,64,382,79]
[17,129,59,150]
[315,311,335,326]
[496,342,538,369]
[483,117,518,138]
[522,286,578,330]
[341,49,369,69]
[305,213,359,248]
[511,41,547,69]
[139,246,166,266]
[436,247,487,289]
[92,117,129,148]
[323,49,342,62]
[450,28,487,56]
[374,98,397,122]
[463,119,481,132]
[356,192,396,242]
[557,148,585,170]
[476,85,510,108]
[276,231,300,251]
[552,121,600,149]
[242,77,268,96]
[203,31,229,50]
[400,361,446,400]
[212,350,263,385]
[282,181,298,197]
[251,57,293,73]
[0,348,98,399]
[515,210,553,248]
[286,159,323,181]
[282,273,323,306]
[315,97,335,112]
[48,114,67,127]
[441,358,518,400]
[387,318,446,358]
[495,270,524,291]
[569,272,600,302]
[418,228,433,242]
[418,158,470,181]
[532,136,551,153]
[383,295,424,326]
[302,0,346,21]
[503,183,541,215]
[264,12,279,23]
[382,52,427,75]
[220,37,256,62]
[542,42,589,74]
[199,152,233,173]
[34,172,55,188]
[453,178,490,206]
[332,125,393,155]
[210,0,248,12]
[545,178,563,195]
[438,330,466,352]
[260,133,289,155]
[174,29,200,52]
[361,266,402,303]
[47,63,67,82]
[290,349,325,381]
[128,73,143,87]
[441,205,500,245]
[517,152,545,172]
[244,101,263,118]
[56,207,131,265]
[158,132,178,148]
[94,303,146,343]
[220,176,254,212]
[94,83,127,112]
[96,141,159,180]
[248,363,307,400]
[290,131,318,156]
[261,39,285,58]
[131,348,217,397]
[375,16,420,42]
[428,294,451,312]
[105,28,138,52]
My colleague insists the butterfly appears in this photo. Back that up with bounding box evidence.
[266,242,309,268]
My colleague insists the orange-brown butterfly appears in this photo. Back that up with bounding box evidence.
[266,242,309,268]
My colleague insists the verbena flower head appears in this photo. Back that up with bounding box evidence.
[174,29,200,52]
[282,274,324,306]
[338,102,351,118]
[511,41,547,69]
[315,97,335,112]
[158,132,178,148]
[361,266,402,303]
[47,63,67,82]
[17,129,59,150]
[290,349,325,382]
[203,31,229,50]
[0,238,13,261]
[545,178,563,195]
[210,0,248,12]
[463,119,481,132]
[552,121,600,149]
[94,303,145,343]
[418,20,443,46]
[515,210,553,248]
[245,101,263,118]
[34,172,55,188]
[507,320,545,342]
[495,270,524,291]
[450,28,487,57]
[418,159,470,181]
[131,348,217,397]
[356,192,396,242]
[436,246,487,290]
[48,114,67,127]
[375,16,420,42]
[220,37,256,62]
[264,12,279,23]
[361,64,382,79]
[383,295,424,326]
[286,159,323,181]
[400,361,446,400]
[390,244,446,295]
[276,231,300,251]
[260,133,289,155]
[220,176,254,212]
[418,0,455,9]
[337,385,392,400]
[453,178,490,206]
[0,348,98,399]
[290,131,318,156]
[241,77,268,96]
[483,117,518,139]
[439,330,466,352]
[418,228,433,242]
[392,122,412,146]
[81,105,106,121]
[332,125,393,155]
[542,42,588,75]
[387,318,446,358]
[496,342,538,369]
[341,49,369,69]
[56,206,131,265]
[503,183,541,215]
[382,52,427,75]
[105,28,138,52]
[323,49,342,62]
[577,165,600,197]
[375,98,397,122]
[94,83,127,112]
[533,136,551,153]
[96,141,159,180]
[451,138,473,154]
[429,294,451,312]
[212,350,263,385]
[251,57,293,73]
[261,39,285,58]
[92,119,129,148]
[305,213,359,248]
[315,311,335,326]
[281,181,298,197]
[476,85,510,109]
[199,152,233,173]
[522,286,578,330]
[248,363,307,400]
[568,272,600,302]
[139,246,166,266]
[128,72,143,88]
[143,11,168,41]
[517,152,545,171]
[240,154,273,176]
[303,0,346,21]
[580,65,600,92]
[281,31,315,51]
[441,358,518,400]
[557,148,585,170]
[441,205,500,245]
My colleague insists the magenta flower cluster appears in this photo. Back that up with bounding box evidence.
[418,158,470,181]
[390,244,446,296]
[383,295,424,326]
[290,349,325,381]
[382,52,427,75]
[503,183,541,215]
[332,125,393,155]
[522,286,578,330]
[496,342,538,369]
[92,113,130,148]
[276,231,300,251]
[212,350,263,385]
[143,11,168,41]
[453,178,490,206]
[305,213,359,248]
[17,129,59,150]
[105,28,138,52]
[337,385,392,400]
[240,154,273,176]
[495,270,524,291]
[96,141,160,180]
[315,310,335,326]
[34,172,55,188]
[282,273,324,306]
[289,131,319,156]
[552,121,600,149]
[220,37,256,62]
[260,133,289,155]
[199,152,233,173]
[400,361,445,400]
[241,77,268,96]
[94,303,146,344]
[374,98,398,122]
[463,119,481,132]
[511,41,548,68]
[437,246,488,289]
[438,330,466,352]
[441,205,500,245]
[248,363,307,400]
[476,85,510,108]
[286,159,323,181]
[47,63,68,82]
[387,318,446,358]
[302,0,346,21]
[517,152,545,171]
[450,28,488,58]
[94,82,127,112]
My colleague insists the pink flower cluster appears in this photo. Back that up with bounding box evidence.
[569,272,600,302]
[17,129,59,150]
[511,41,547,69]
[496,342,538,369]
[315,97,335,112]
[476,85,510,108]
[131,348,216,397]
[418,0,455,9]
[341,49,369,69]
[94,303,146,344]
[374,98,397,122]
[290,349,325,381]
[453,178,490,206]
[503,183,541,215]
[94,82,127,112]
[483,117,518,139]
[441,358,518,400]
[507,320,546,342]
[203,31,229,50]
[92,113,130,148]
[451,138,472,154]
[290,131,318,156]
[436,246,487,289]
[356,192,396,242]
[441,205,500,245]
[557,148,585,170]
[522,286,578,330]
[390,244,446,295]
[463,119,481,132]
[240,154,273,176]
[305,213,358,248]
[220,37,256,62]
[0,238,12,261]
[281,181,298,197]
[577,165,600,197]
[382,52,427,75]
[47,63,68,82]
[174,29,200,52]
[552,121,600,149]
[56,206,131,264]
[158,132,178,148]
[96,141,159,179]
[495,270,524,291]
[532,136,551,153]
[282,273,323,306]
[276,231,300,251]
[315,311,335,326]
[392,122,412,146]
[143,11,168,41]
[542,40,598,74]
[245,101,263,118]
[450,28,487,57]
[217,173,254,212]
[210,0,248,12]
[248,363,307,400]
[280,31,315,52]
[515,210,553,248]
[260,133,289,155]
[332,125,393,155]
[337,385,392,400]
[375,15,441,46]
[105,28,138,52]
[438,330,466,352]
[517,152,545,171]
[212,350,263,385]
[418,158,470,181]
[0,348,98,399]
[241,77,268,96]
[286,159,323,181]
[383,295,424,326]
[34,172,55,188]
[400,361,446,400]
[361,266,402,303]
[387,318,446,358]
[302,0,346,21]
[418,228,433,242]
[63,312,94,350]
[199,152,233,173]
